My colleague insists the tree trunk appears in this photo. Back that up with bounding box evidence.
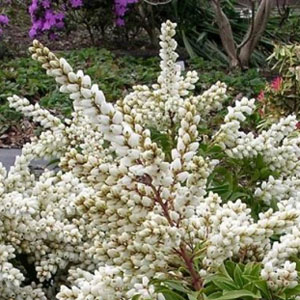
[211,0,239,68]
[211,0,273,69]
[238,0,273,67]
[137,4,159,47]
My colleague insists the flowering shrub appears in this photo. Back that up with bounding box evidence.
[0,13,9,36]
[28,0,83,38]
[115,0,139,26]
[258,44,300,123]
[2,20,300,299]
[27,0,140,38]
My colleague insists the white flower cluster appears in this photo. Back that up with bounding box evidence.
[216,101,300,175]
[262,226,300,290]
[1,20,300,299]
[119,21,226,132]
[254,175,300,207]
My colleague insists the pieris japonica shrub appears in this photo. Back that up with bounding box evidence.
[2,20,300,300]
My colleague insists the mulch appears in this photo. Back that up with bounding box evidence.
[0,120,35,149]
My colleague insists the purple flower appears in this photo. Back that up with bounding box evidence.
[56,21,64,29]
[56,12,65,21]
[29,27,37,38]
[0,14,9,26]
[42,0,51,9]
[41,10,65,31]
[29,0,38,16]
[49,32,57,40]
[42,10,56,30]
[69,0,83,8]
[116,18,125,26]
[29,19,42,38]
[114,0,138,26]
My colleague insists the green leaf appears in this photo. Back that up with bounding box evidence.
[253,280,272,300]
[284,284,300,298]
[163,280,191,294]
[218,263,232,280]
[270,199,279,212]
[233,265,244,288]
[225,261,236,278]
[181,30,197,58]
[161,290,186,300]
[249,263,261,277]
[207,184,230,193]
[229,192,249,202]
[46,158,60,168]
[207,291,223,299]
[290,255,300,272]
[210,276,237,291]
[255,154,265,169]
[260,167,272,180]
[242,275,259,282]
[213,289,260,300]
[244,262,259,276]
[187,294,198,300]
[251,169,261,182]
[149,127,172,159]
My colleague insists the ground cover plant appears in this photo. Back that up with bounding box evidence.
[1,20,300,299]
[0,45,266,147]
[0,48,160,146]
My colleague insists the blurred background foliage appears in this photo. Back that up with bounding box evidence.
[1,0,300,65]
[0,0,299,145]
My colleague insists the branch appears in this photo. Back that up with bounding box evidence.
[277,0,287,16]
[179,245,203,291]
[210,0,239,67]
[238,0,273,66]
[136,173,202,291]
[238,0,256,50]
[143,0,173,5]
[277,0,290,26]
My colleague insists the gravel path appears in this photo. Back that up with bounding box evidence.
[0,148,47,172]
[0,148,22,171]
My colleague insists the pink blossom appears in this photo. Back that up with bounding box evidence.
[257,90,265,102]
[270,76,283,91]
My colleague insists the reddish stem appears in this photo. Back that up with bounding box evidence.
[136,172,202,291]
[179,245,203,291]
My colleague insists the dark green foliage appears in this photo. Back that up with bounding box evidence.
[0,47,266,130]
[203,262,271,300]
[189,57,266,97]
[199,143,279,220]
[151,260,300,299]
[168,0,300,66]
[0,48,160,128]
